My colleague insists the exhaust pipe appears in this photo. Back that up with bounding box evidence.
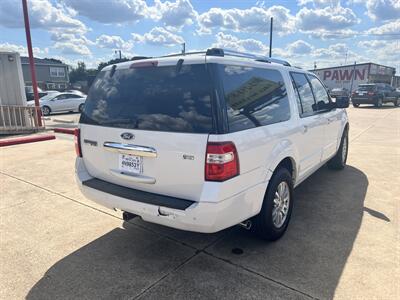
[238,220,252,230]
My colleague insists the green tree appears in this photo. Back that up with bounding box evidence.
[97,58,130,72]
[69,61,88,83]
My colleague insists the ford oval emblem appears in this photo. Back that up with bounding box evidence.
[121,132,134,140]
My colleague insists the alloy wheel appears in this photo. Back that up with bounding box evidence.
[272,182,290,228]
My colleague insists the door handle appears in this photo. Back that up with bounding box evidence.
[302,125,308,133]
[327,117,335,124]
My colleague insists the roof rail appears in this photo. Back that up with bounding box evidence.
[161,51,206,58]
[205,48,291,66]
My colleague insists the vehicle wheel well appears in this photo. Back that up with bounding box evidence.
[275,157,296,182]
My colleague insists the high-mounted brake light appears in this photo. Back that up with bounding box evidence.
[130,61,158,68]
[74,128,82,157]
[205,142,239,181]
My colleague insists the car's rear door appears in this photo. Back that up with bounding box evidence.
[79,62,216,201]
[63,94,82,110]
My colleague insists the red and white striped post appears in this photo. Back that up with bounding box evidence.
[22,0,42,127]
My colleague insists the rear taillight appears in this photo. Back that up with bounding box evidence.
[205,142,239,181]
[368,91,375,96]
[74,128,82,157]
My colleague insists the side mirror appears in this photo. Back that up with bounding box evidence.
[335,96,350,108]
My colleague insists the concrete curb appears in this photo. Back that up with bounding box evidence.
[0,134,56,147]
[52,118,74,124]
[53,128,76,135]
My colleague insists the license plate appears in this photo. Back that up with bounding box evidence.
[119,154,142,174]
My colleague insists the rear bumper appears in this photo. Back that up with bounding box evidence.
[75,158,267,233]
[351,96,378,104]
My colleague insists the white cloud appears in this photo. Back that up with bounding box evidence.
[365,19,400,39]
[0,0,86,33]
[132,27,184,47]
[153,0,197,30]
[365,0,400,21]
[63,0,150,23]
[297,0,340,7]
[53,42,91,56]
[197,6,296,35]
[0,42,48,57]
[286,40,314,55]
[296,5,359,32]
[212,32,269,53]
[96,35,133,51]
[358,40,400,62]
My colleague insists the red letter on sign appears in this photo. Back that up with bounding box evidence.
[324,70,331,80]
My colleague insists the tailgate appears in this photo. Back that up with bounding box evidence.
[80,125,208,201]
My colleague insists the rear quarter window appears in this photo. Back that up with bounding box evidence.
[80,64,215,134]
[220,65,290,132]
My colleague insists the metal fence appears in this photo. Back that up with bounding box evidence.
[0,105,44,134]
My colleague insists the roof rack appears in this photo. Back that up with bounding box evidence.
[158,48,291,67]
[205,48,291,67]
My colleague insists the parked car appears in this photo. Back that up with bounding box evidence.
[352,83,399,107]
[25,86,47,101]
[27,92,86,115]
[75,48,349,241]
[330,87,349,98]
[65,89,87,97]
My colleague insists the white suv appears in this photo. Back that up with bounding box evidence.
[75,48,349,241]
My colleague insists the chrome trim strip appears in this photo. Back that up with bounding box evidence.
[103,142,157,157]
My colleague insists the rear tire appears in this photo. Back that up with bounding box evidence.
[328,128,348,170]
[41,106,51,116]
[352,103,359,107]
[375,98,383,107]
[78,103,84,112]
[252,168,294,241]
[394,99,399,107]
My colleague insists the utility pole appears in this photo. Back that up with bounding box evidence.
[349,61,357,93]
[115,50,122,59]
[269,17,273,58]
[22,0,42,127]
[181,42,186,54]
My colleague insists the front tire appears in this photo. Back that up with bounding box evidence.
[41,106,51,116]
[352,103,359,108]
[252,168,294,241]
[328,128,348,170]
[394,99,399,107]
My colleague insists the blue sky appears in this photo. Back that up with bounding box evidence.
[0,0,399,72]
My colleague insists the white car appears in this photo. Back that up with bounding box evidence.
[28,92,86,116]
[75,48,349,241]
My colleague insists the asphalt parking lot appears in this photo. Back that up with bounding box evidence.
[1,106,399,300]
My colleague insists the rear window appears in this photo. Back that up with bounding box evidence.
[220,65,290,132]
[80,64,214,133]
[358,85,375,91]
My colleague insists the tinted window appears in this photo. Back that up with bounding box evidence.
[220,65,290,132]
[308,74,331,111]
[55,95,67,100]
[291,72,317,117]
[68,94,82,99]
[81,64,214,133]
[358,85,375,91]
